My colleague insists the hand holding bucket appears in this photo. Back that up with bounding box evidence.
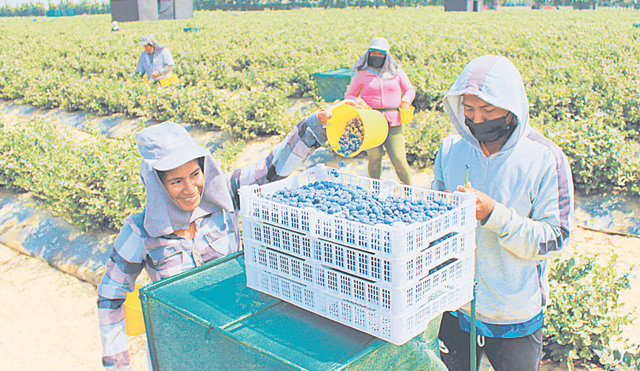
[326,105,388,158]
[399,106,414,124]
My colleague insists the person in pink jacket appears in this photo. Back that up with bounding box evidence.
[345,37,416,185]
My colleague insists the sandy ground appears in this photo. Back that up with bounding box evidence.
[0,227,638,371]
[0,244,148,371]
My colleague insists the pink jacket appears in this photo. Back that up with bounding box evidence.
[345,69,416,126]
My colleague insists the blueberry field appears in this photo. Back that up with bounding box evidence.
[1,7,639,234]
[1,7,639,199]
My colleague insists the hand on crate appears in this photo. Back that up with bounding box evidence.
[151,71,159,79]
[456,183,495,223]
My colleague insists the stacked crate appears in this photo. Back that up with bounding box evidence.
[239,165,476,345]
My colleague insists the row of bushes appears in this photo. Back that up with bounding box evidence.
[1,9,639,196]
[0,118,144,231]
[0,118,243,231]
[543,253,638,370]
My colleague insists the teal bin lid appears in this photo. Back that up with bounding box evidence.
[312,67,356,103]
[141,252,447,371]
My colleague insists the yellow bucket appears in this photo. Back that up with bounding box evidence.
[399,106,415,124]
[158,73,179,87]
[326,105,388,158]
[124,284,146,336]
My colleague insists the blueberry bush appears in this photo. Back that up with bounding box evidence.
[543,252,636,369]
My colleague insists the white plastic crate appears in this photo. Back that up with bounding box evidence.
[243,218,476,287]
[238,165,476,257]
[244,239,474,317]
[245,262,474,345]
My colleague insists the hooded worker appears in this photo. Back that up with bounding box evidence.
[97,109,331,370]
[432,55,574,371]
[135,34,174,82]
[345,37,416,185]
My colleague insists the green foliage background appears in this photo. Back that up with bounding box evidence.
[1,8,639,194]
[544,253,634,369]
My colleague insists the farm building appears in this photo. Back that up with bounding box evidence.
[110,0,193,22]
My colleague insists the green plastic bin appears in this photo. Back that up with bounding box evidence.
[46,9,63,17]
[312,67,356,103]
[140,252,447,371]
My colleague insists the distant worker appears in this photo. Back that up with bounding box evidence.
[134,34,177,85]
[111,21,120,32]
[345,37,416,185]
[433,55,574,371]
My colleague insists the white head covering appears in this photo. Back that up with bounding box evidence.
[135,122,234,238]
[138,34,164,49]
[351,37,400,79]
[443,55,531,153]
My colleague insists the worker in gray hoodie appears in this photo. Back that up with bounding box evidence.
[433,55,574,371]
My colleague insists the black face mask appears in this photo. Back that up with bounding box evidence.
[464,113,517,143]
[368,55,386,69]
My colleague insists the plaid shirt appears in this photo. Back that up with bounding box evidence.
[97,114,326,370]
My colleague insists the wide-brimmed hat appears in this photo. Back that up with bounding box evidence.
[135,122,209,171]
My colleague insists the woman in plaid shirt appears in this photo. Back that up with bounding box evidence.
[97,110,330,370]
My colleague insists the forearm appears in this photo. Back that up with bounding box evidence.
[401,87,416,105]
[156,64,174,76]
[97,279,131,370]
[228,112,326,208]
[97,244,142,370]
[482,201,570,260]
[98,297,131,370]
[399,70,416,104]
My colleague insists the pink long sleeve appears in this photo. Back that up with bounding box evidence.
[344,69,415,126]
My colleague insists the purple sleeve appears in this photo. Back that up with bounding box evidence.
[227,112,327,210]
[97,221,144,370]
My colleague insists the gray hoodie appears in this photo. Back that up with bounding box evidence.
[432,55,574,325]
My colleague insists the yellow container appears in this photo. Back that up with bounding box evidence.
[399,106,415,124]
[158,73,179,87]
[326,105,388,158]
[124,284,146,336]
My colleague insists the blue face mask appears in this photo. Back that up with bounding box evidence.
[368,54,386,69]
[464,113,516,143]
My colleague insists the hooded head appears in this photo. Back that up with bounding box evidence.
[135,122,234,237]
[352,37,400,79]
[443,55,530,153]
[138,34,164,49]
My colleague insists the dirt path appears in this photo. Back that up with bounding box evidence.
[0,227,638,371]
[0,243,148,371]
